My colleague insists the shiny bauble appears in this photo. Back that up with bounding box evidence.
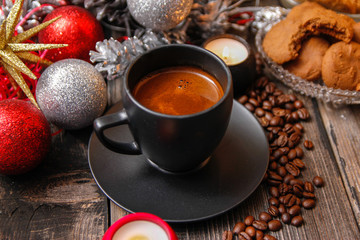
[127,0,193,31]
[38,5,104,62]
[0,99,51,175]
[36,59,107,130]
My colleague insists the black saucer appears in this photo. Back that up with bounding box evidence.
[88,100,269,223]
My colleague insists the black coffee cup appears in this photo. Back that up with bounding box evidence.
[93,44,233,173]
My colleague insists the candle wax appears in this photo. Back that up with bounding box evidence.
[205,38,248,66]
[112,220,169,240]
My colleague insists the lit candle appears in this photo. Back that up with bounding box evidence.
[203,34,256,98]
[102,213,178,240]
[112,220,168,240]
[204,38,249,66]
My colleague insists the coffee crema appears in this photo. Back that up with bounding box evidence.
[132,66,224,115]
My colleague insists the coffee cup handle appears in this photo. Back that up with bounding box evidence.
[93,109,142,155]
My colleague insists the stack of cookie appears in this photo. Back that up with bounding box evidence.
[262,1,360,91]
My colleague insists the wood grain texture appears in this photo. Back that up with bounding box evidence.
[317,102,360,227]
[0,128,107,240]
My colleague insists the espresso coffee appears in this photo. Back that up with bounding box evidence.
[132,66,224,115]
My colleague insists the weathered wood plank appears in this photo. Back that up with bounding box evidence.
[0,128,108,240]
[317,101,360,227]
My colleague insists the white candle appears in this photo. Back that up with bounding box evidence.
[205,38,249,66]
[112,220,169,240]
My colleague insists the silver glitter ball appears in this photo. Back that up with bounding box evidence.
[127,0,193,31]
[36,59,107,130]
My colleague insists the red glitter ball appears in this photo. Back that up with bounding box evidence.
[0,99,52,175]
[38,5,104,62]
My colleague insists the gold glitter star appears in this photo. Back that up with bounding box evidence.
[0,0,67,108]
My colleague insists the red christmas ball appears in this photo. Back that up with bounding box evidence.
[38,5,104,62]
[0,100,52,175]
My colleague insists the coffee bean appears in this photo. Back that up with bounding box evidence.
[302,192,316,199]
[269,186,279,198]
[277,94,291,105]
[291,215,304,227]
[290,111,299,122]
[283,194,297,207]
[294,147,304,158]
[238,231,251,240]
[248,98,259,107]
[302,199,316,209]
[269,161,278,170]
[252,220,268,231]
[262,101,272,111]
[304,140,314,149]
[244,216,255,226]
[278,147,290,155]
[260,117,270,128]
[289,133,301,147]
[268,206,279,217]
[267,171,283,186]
[249,90,257,98]
[232,222,246,234]
[272,149,283,160]
[273,89,283,96]
[313,176,324,187]
[265,82,276,93]
[293,158,305,169]
[268,197,280,207]
[255,230,264,240]
[279,155,289,165]
[304,181,315,193]
[268,220,282,231]
[278,204,286,215]
[238,95,248,104]
[289,178,304,186]
[287,149,297,160]
[272,108,286,117]
[297,108,310,120]
[276,135,288,147]
[293,123,304,132]
[278,183,292,196]
[281,213,291,224]
[277,166,287,177]
[294,100,304,109]
[259,212,272,222]
[270,116,281,126]
[293,184,304,197]
[283,174,294,184]
[263,234,277,240]
[288,205,301,216]
[255,107,266,117]
[285,162,300,177]
[245,226,256,238]
[244,102,255,112]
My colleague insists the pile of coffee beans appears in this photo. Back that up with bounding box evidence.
[222,73,324,240]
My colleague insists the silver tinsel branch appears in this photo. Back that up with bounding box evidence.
[0,0,66,32]
[89,30,169,81]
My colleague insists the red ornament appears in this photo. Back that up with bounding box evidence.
[38,5,104,62]
[0,99,51,175]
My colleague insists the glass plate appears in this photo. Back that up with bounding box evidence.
[279,0,360,21]
[255,21,360,105]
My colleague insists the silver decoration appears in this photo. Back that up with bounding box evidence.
[36,59,107,130]
[127,0,193,31]
[90,30,169,105]
[251,6,289,33]
[0,0,65,32]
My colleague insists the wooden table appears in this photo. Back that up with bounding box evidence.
[1,1,360,239]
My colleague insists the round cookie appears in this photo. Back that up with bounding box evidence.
[353,22,360,43]
[322,41,360,90]
[284,37,330,81]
